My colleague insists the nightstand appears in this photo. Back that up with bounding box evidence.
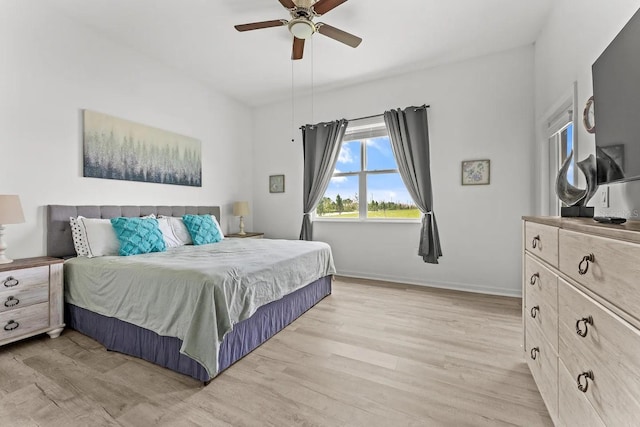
[226,232,264,239]
[0,257,64,346]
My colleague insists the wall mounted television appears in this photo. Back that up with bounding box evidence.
[592,7,640,185]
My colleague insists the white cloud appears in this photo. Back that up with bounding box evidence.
[365,139,381,150]
[331,175,348,184]
[338,145,354,164]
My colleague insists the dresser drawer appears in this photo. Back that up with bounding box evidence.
[525,315,558,421]
[524,255,558,350]
[0,282,49,314]
[558,361,606,427]
[559,229,640,322]
[525,222,558,267]
[0,266,49,294]
[558,279,640,426]
[0,302,49,342]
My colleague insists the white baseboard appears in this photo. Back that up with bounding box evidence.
[336,269,522,298]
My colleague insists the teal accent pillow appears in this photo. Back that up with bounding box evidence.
[110,217,167,256]
[182,214,223,245]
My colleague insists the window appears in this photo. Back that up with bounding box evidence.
[317,118,419,220]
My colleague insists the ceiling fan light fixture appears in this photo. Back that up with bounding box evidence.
[288,18,315,39]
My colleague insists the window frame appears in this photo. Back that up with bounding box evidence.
[315,120,421,223]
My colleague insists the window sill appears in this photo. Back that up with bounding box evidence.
[314,218,421,224]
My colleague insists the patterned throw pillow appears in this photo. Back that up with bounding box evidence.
[69,217,90,257]
[110,217,166,256]
[182,214,223,245]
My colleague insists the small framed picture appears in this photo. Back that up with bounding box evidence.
[461,159,490,185]
[269,174,285,193]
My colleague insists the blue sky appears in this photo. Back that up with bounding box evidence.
[324,137,415,205]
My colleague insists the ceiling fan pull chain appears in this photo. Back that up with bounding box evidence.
[311,36,314,125]
[292,59,296,143]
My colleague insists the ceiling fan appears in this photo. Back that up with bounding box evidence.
[234,0,362,60]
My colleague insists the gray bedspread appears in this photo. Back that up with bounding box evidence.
[64,238,335,377]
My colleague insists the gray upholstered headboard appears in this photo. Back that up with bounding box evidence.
[47,205,221,258]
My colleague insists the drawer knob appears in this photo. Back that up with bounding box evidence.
[2,276,19,288]
[3,320,19,331]
[4,296,19,308]
[576,316,594,337]
[531,235,541,249]
[530,347,539,360]
[530,305,540,318]
[577,370,594,393]
[529,273,540,286]
[578,253,595,275]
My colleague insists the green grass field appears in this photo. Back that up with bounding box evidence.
[319,209,421,219]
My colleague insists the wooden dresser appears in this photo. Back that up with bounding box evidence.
[522,216,640,426]
[0,257,64,346]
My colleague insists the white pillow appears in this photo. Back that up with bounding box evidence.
[76,216,120,257]
[156,217,184,248]
[159,216,193,245]
[211,215,224,240]
[69,217,90,257]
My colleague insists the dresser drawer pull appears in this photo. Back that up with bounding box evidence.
[578,254,595,275]
[2,276,19,288]
[530,305,540,318]
[576,316,594,337]
[3,320,19,331]
[577,370,594,393]
[4,296,19,308]
[531,235,541,249]
[529,273,539,285]
[530,347,539,360]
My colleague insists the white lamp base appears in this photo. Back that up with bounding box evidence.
[0,224,13,263]
[239,216,246,235]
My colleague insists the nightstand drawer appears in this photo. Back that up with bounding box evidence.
[0,266,49,293]
[0,282,49,314]
[0,302,49,341]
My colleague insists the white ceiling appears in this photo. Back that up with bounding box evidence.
[46,0,554,107]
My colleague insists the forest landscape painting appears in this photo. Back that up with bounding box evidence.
[83,110,202,187]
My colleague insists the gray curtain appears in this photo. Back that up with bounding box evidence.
[300,119,348,240]
[384,106,442,264]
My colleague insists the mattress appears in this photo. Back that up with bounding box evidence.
[64,238,336,377]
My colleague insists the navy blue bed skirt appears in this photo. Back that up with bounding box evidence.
[65,276,332,382]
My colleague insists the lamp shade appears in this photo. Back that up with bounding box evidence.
[233,201,250,217]
[0,195,25,224]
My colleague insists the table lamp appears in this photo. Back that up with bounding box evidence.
[232,201,249,235]
[0,195,25,264]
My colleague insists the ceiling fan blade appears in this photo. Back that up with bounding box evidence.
[312,0,348,15]
[292,37,305,60]
[235,19,287,32]
[278,0,296,9]
[316,23,362,48]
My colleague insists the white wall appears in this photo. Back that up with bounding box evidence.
[253,46,535,296]
[534,0,640,218]
[0,2,254,259]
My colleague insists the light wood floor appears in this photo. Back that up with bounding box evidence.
[0,277,552,426]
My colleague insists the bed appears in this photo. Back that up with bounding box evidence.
[46,205,334,383]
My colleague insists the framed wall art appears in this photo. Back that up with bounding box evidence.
[83,110,202,187]
[461,159,490,185]
[269,174,285,193]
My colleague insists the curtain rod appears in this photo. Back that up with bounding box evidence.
[299,105,431,130]
[346,105,430,123]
